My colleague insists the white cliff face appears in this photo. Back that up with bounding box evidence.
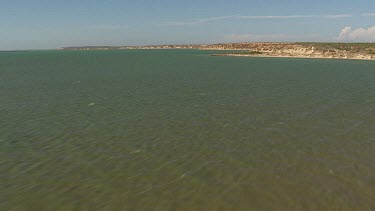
[210,43,375,60]
[251,45,373,60]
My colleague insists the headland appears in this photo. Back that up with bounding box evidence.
[60,42,375,60]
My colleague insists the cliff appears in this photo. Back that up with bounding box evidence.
[60,43,375,60]
[206,43,375,60]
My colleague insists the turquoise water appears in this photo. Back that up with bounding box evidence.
[1,50,375,210]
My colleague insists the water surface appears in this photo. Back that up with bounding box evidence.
[1,50,375,210]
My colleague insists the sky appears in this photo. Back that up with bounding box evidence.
[1,0,375,50]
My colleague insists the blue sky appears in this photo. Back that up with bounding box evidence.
[1,0,375,50]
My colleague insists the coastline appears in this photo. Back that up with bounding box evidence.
[60,42,375,61]
[211,53,375,61]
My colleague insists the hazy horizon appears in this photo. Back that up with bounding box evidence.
[2,41,375,52]
[1,0,375,50]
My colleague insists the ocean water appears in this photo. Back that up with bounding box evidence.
[1,50,375,210]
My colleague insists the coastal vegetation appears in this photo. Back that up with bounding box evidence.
[295,42,375,51]
[231,51,263,55]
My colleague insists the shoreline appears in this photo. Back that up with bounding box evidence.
[59,43,375,61]
[211,53,375,61]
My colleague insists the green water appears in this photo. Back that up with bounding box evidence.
[1,50,375,210]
